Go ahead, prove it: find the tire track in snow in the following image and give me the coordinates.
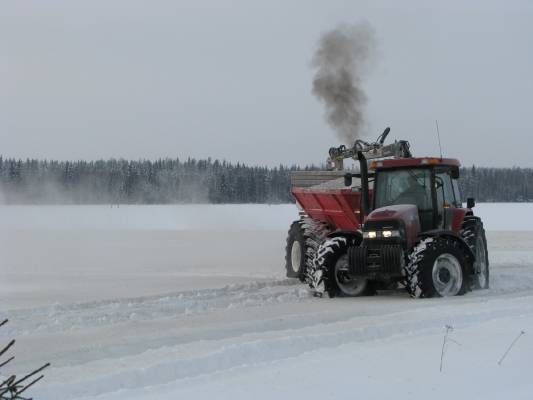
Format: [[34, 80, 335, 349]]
[[0, 279, 308, 337], [6, 264, 533, 400], [35, 293, 533, 400], [3, 265, 533, 338]]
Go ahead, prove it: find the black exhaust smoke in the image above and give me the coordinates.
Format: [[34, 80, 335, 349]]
[[312, 22, 376, 145]]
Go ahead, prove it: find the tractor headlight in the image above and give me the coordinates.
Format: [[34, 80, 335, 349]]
[[364, 231, 377, 239], [381, 229, 401, 238], [363, 229, 400, 239]]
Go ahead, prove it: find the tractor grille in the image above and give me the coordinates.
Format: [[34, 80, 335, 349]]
[[349, 244, 403, 275]]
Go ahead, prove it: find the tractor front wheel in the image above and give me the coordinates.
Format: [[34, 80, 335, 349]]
[[313, 237, 369, 298], [405, 237, 469, 298]]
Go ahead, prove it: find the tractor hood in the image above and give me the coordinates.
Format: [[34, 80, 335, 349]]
[[365, 205, 421, 247]]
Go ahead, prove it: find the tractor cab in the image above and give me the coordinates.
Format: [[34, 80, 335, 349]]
[[370, 158, 462, 233]]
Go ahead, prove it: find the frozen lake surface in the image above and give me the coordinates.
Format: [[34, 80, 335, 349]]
[[1, 204, 533, 399], [0, 202, 531, 231]]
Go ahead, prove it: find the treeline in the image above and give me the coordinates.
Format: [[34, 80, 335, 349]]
[[0, 157, 302, 204], [0, 157, 531, 204], [460, 165, 533, 202]]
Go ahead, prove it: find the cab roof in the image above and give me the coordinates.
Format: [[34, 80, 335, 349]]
[[369, 157, 460, 170]]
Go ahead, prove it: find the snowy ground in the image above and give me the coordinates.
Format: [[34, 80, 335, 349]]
[[1, 204, 533, 399]]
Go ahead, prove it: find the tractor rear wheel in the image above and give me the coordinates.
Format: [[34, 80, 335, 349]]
[[285, 218, 330, 281], [313, 237, 369, 298], [405, 237, 469, 298], [461, 217, 489, 289]]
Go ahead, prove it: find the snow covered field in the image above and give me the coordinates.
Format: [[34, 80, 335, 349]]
[[1, 204, 533, 399]]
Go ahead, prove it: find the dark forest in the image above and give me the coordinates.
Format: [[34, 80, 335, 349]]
[[0, 157, 531, 204]]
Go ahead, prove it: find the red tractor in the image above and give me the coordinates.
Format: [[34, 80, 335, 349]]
[[285, 128, 488, 298]]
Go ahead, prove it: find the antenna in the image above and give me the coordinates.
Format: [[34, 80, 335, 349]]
[[435, 120, 443, 159]]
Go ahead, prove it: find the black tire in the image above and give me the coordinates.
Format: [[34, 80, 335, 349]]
[[313, 236, 370, 298], [285, 218, 330, 281], [461, 217, 489, 289], [405, 237, 470, 298]]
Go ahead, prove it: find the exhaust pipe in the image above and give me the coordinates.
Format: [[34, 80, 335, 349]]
[[378, 127, 390, 145], [357, 151, 370, 216]]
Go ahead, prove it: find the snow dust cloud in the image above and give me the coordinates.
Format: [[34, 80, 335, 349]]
[[312, 22, 376, 145], [0, 184, 5, 205]]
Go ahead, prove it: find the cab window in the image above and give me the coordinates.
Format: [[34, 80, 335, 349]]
[[374, 168, 432, 211], [452, 179, 462, 207]]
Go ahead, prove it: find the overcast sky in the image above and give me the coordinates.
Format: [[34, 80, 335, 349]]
[[2, 0, 532, 167]]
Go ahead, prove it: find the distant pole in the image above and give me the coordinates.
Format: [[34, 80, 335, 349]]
[[440, 325, 452, 372], [498, 330, 525, 366], [435, 120, 443, 159], [440, 325, 460, 372]]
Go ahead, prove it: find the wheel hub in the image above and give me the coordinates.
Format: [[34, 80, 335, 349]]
[[334, 254, 367, 296], [438, 268, 451, 284], [431, 253, 463, 296], [290, 241, 302, 273]]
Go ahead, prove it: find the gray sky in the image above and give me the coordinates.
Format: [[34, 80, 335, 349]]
[[2, 0, 532, 167]]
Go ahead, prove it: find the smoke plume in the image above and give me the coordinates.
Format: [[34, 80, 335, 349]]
[[312, 22, 376, 144]]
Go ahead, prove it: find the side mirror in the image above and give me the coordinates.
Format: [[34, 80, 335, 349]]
[[344, 173, 353, 187], [467, 197, 476, 208]]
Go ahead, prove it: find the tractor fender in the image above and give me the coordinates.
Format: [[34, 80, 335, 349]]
[[418, 230, 475, 262], [327, 230, 363, 245], [462, 214, 481, 224]]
